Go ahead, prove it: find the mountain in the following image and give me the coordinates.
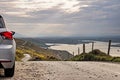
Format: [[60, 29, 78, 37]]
[[21, 36, 120, 48], [14, 33, 26, 38], [15, 38, 73, 61]]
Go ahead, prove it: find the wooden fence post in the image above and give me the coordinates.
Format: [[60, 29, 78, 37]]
[[73, 52, 74, 56], [78, 47, 80, 55], [107, 40, 111, 55], [83, 44, 85, 53], [68, 53, 69, 59], [92, 42, 94, 52]]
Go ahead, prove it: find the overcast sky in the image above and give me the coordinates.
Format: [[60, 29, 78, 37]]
[[0, 0, 120, 37]]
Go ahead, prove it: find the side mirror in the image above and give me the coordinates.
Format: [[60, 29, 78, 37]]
[[11, 31, 15, 35]]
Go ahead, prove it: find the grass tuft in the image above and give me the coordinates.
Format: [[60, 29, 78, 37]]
[[71, 49, 120, 62]]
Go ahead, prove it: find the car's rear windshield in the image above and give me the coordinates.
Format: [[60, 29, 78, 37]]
[[0, 18, 4, 28]]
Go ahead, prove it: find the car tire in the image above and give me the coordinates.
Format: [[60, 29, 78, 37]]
[[5, 63, 15, 77]]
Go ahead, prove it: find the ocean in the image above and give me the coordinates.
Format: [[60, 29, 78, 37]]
[[21, 36, 120, 56]]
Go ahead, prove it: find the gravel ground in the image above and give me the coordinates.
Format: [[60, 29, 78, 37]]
[[0, 61, 120, 80]]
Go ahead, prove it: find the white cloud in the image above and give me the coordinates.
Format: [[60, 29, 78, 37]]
[[0, 0, 120, 37], [7, 23, 73, 37], [5, 12, 30, 17], [0, 0, 88, 20], [0, 0, 91, 17], [13, 0, 81, 13], [0, 0, 92, 18]]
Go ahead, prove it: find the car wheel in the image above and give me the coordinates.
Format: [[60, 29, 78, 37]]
[[5, 63, 15, 77]]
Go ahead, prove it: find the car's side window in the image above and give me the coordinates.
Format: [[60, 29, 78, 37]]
[[0, 18, 4, 28], [0, 23, 2, 28]]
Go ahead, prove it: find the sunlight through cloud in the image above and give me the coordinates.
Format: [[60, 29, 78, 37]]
[[0, 0, 119, 37], [13, 0, 89, 13]]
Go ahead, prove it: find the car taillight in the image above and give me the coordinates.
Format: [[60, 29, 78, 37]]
[[0, 31, 13, 40]]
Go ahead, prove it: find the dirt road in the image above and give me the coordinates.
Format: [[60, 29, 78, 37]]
[[0, 61, 120, 80]]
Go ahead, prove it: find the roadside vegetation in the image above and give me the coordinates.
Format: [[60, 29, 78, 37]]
[[16, 47, 46, 61], [15, 38, 120, 62], [71, 49, 120, 62], [15, 38, 60, 61]]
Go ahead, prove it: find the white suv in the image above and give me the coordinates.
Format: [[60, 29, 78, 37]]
[[0, 15, 16, 77]]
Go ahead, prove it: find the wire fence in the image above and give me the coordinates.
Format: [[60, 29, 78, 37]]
[[71, 40, 120, 57]]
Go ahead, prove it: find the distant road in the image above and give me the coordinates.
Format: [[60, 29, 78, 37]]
[[0, 61, 120, 80], [21, 54, 32, 62], [22, 41, 27, 46]]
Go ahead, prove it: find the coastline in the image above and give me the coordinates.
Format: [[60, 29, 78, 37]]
[[46, 41, 120, 57]]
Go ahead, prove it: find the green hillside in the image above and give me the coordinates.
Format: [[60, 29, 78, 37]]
[[15, 38, 73, 61], [71, 49, 120, 62]]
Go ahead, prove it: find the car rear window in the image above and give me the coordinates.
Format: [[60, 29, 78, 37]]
[[0, 18, 5, 28]]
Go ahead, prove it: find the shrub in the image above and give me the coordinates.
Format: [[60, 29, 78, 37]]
[[71, 49, 120, 62], [112, 57, 120, 62]]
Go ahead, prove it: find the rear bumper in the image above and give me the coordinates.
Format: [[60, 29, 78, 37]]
[[0, 59, 12, 62], [0, 59, 12, 68], [0, 44, 15, 68], [0, 45, 14, 60]]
